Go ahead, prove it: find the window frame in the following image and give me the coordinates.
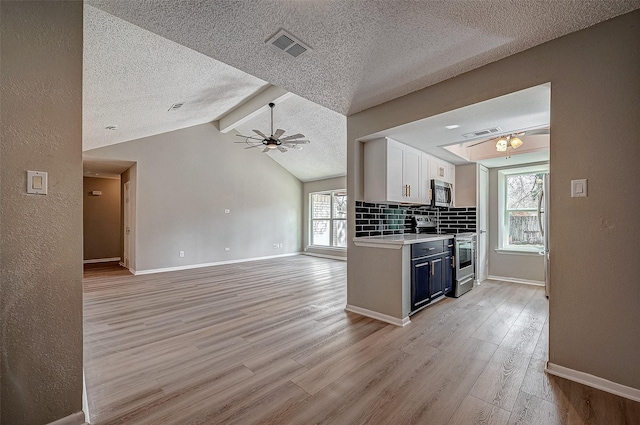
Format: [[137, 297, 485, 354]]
[[309, 189, 347, 250], [497, 165, 549, 253]]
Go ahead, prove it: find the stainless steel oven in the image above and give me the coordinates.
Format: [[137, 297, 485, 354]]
[[453, 233, 476, 297]]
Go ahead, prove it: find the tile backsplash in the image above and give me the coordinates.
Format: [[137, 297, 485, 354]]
[[355, 200, 476, 238]]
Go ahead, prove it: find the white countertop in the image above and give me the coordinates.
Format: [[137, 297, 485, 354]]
[[353, 233, 455, 249]]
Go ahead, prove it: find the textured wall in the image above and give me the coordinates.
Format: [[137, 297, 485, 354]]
[[0, 1, 84, 424], [83, 177, 121, 261], [85, 122, 302, 272], [348, 10, 640, 391]]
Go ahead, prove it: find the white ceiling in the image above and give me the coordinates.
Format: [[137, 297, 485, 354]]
[[83, 1, 639, 180], [362, 83, 551, 165], [233, 95, 346, 182]]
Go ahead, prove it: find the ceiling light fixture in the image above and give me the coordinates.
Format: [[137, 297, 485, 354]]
[[495, 134, 524, 158], [445, 125, 460, 130]]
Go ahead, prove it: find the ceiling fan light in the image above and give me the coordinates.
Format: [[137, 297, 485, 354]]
[[267, 144, 278, 149], [510, 137, 523, 149], [496, 137, 508, 152]]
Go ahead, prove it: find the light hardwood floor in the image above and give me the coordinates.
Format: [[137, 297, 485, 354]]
[[83, 256, 640, 425]]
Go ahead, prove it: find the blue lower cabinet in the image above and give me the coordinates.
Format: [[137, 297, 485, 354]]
[[410, 238, 454, 313]]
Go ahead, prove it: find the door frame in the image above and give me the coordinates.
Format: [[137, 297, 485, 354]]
[[477, 165, 489, 283]]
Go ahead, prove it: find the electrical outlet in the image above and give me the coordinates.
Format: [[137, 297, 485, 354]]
[[179, 251, 185, 258], [273, 243, 278, 249]]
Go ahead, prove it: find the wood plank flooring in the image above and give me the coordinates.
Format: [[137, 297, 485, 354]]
[[83, 256, 640, 425]]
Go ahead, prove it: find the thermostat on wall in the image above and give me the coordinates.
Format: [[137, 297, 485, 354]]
[[26, 171, 48, 195], [91, 191, 102, 196]]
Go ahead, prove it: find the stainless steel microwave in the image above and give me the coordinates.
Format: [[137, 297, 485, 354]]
[[431, 179, 453, 208]]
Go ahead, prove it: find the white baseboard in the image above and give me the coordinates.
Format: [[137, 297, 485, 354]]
[[302, 252, 347, 261], [47, 411, 86, 425], [345, 304, 410, 327], [83, 257, 121, 264], [545, 361, 640, 402], [487, 275, 544, 286], [134, 253, 301, 276]]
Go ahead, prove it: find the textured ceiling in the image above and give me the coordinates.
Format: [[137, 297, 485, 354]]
[[83, 1, 639, 181], [233, 95, 346, 182], [87, 0, 640, 116], [83, 5, 268, 151]]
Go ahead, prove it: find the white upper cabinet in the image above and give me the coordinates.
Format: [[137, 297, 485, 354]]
[[364, 138, 421, 204], [364, 137, 455, 205], [420, 152, 431, 203], [429, 156, 455, 185]]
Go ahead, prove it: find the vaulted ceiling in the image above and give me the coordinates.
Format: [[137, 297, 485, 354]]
[[83, 0, 640, 180]]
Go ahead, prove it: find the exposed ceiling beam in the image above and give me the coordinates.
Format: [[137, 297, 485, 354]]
[[217, 85, 293, 133]]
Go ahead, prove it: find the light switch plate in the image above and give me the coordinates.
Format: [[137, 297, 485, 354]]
[[27, 171, 48, 195], [571, 178, 587, 198]]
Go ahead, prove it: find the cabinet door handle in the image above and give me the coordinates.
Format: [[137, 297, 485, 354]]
[[452, 256, 455, 268], [428, 247, 435, 251], [431, 262, 434, 275], [408, 185, 411, 197]]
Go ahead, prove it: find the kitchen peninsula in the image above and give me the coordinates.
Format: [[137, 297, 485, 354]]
[[348, 233, 456, 326]]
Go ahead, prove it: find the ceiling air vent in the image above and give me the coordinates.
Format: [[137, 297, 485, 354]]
[[168, 102, 184, 111], [267, 29, 311, 58], [462, 127, 502, 138]]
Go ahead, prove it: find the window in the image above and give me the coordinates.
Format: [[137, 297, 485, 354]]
[[498, 166, 548, 251], [310, 190, 347, 248]]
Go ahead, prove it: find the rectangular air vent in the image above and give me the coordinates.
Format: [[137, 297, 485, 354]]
[[267, 29, 311, 58], [462, 127, 501, 138]]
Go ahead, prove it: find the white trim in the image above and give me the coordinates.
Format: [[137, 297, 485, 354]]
[[345, 304, 411, 327], [545, 362, 640, 403], [134, 253, 301, 276], [47, 411, 86, 425], [302, 252, 347, 261], [487, 275, 544, 286], [82, 369, 90, 424], [83, 257, 121, 264]]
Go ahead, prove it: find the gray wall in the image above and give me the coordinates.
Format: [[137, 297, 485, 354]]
[[85, 122, 303, 272], [0, 1, 84, 424], [488, 164, 546, 282], [347, 10, 640, 391], [83, 177, 121, 261], [303, 176, 347, 258]]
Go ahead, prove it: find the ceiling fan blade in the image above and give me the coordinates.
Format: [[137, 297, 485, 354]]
[[277, 146, 288, 153], [467, 138, 495, 148], [280, 133, 305, 141], [290, 145, 303, 150], [253, 129, 268, 139], [273, 129, 285, 139], [245, 145, 260, 149], [262, 147, 271, 153], [282, 140, 310, 144]]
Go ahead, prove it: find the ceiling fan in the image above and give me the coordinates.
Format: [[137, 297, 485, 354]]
[[235, 102, 310, 153], [467, 127, 549, 158]]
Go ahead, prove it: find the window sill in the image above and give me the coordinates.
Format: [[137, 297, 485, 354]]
[[495, 247, 543, 256]]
